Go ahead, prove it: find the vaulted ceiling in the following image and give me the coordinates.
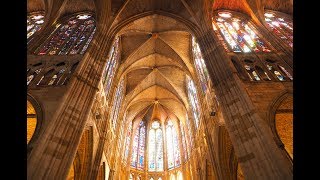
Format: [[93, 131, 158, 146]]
[[118, 14, 195, 125]]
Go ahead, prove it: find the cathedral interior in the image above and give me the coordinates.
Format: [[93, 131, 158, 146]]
[[27, 0, 293, 179]]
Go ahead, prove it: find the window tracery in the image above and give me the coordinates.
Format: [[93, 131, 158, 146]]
[[36, 13, 96, 55], [212, 11, 272, 53]]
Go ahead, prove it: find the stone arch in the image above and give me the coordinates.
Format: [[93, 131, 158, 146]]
[[268, 92, 293, 162], [70, 126, 94, 179], [217, 126, 238, 180], [27, 93, 44, 156]]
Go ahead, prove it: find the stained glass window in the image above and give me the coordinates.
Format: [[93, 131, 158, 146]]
[[131, 121, 146, 169], [48, 68, 66, 85], [191, 36, 211, 94], [244, 65, 260, 81], [123, 122, 133, 163], [36, 13, 96, 55], [110, 79, 125, 129], [186, 76, 201, 129], [212, 11, 272, 53], [265, 63, 292, 81], [27, 12, 45, 40], [27, 68, 42, 85], [264, 11, 293, 47], [148, 121, 163, 172], [166, 120, 181, 169], [185, 114, 192, 156], [103, 37, 120, 98], [180, 121, 188, 161], [278, 65, 293, 80]]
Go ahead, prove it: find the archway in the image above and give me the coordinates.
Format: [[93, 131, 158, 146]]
[[274, 95, 293, 159], [27, 94, 43, 149]]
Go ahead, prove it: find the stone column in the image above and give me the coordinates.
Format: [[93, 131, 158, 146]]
[[27, 26, 116, 179], [195, 23, 293, 179]]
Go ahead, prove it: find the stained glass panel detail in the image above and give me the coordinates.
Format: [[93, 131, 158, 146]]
[[180, 121, 188, 161], [131, 121, 146, 169], [264, 11, 293, 47], [148, 121, 163, 172], [187, 77, 201, 129], [123, 122, 133, 163], [27, 12, 45, 40], [103, 38, 120, 98], [36, 13, 96, 55], [192, 37, 211, 94], [110, 79, 124, 130], [212, 11, 272, 53], [166, 120, 181, 169]]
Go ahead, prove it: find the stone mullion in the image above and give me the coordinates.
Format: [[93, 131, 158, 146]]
[[161, 120, 168, 172], [196, 25, 292, 179], [27, 24, 116, 179]]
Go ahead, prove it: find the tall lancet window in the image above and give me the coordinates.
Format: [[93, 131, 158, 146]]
[[123, 121, 133, 163], [186, 76, 201, 129], [36, 13, 96, 55], [148, 121, 164, 172], [264, 11, 293, 47], [191, 36, 211, 94], [103, 37, 120, 98], [166, 120, 181, 169], [110, 79, 125, 130], [27, 12, 45, 40], [180, 121, 188, 161], [131, 121, 146, 169], [212, 11, 272, 53]]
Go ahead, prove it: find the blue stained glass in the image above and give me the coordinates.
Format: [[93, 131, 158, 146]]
[[36, 13, 96, 55]]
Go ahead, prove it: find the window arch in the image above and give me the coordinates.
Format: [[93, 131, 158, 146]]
[[27, 100, 38, 144], [27, 12, 45, 40], [131, 121, 146, 169], [103, 37, 120, 98], [264, 10, 293, 47], [186, 76, 201, 129], [110, 79, 125, 130], [36, 13, 96, 55], [148, 121, 164, 172], [128, 118, 185, 172], [212, 11, 272, 53], [191, 36, 211, 94], [166, 120, 181, 169]]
